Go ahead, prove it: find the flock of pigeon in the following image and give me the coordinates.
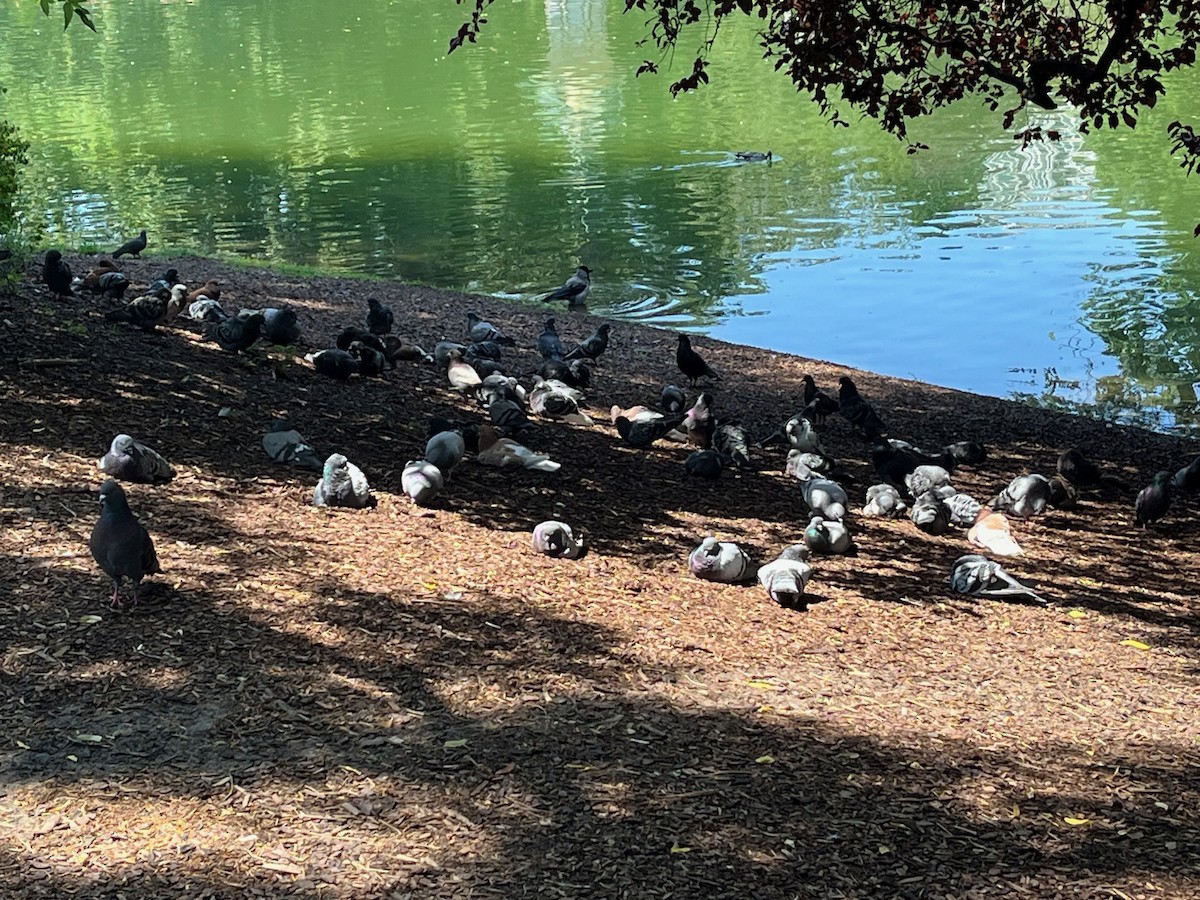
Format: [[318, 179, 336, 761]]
[[43, 234, 1200, 612]]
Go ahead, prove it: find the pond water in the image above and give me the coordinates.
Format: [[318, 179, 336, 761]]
[[3, 0, 1200, 434]]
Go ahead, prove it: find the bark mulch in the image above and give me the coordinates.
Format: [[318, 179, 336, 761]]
[[0, 253, 1198, 898]]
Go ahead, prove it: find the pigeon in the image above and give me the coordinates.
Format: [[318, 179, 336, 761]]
[[683, 392, 715, 447], [402, 459, 444, 506], [97, 434, 176, 484], [539, 357, 592, 390], [950, 554, 1047, 605], [968, 511, 1023, 557], [262, 306, 302, 344], [1134, 471, 1172, 528], [1172, 456, 1200, 492], [803, 516, 854, 555], [349, 340, 387, 377], [910, 491, 952, 534], [872, 443, 940, 490], [465, 353, 505, 379], [944, 492, 984, 528], [105, 293, 169, 330], [185, 280, 221, 304], [89, 479, 161, 608], [96, 271, 131, 300], [188, 297, 228, 323], [786, 450, 835, 477], [906, 465, 953, 499], [477, 374, 526, 409], [990, 473, 1052, 519], [379, 335, 433, 363], [676, 334, 720, 386], [660, 385, 687, 414], [943, 440, 988, 466], [537, 318, 565, 360], [1057, 448, 1102, 487], [433, 340, 468, 368], [837, 376, 887, 439], [366, 296, 394, 335], [447, 349, 484, 393], [466, 340, 504, 362], [112, 229, 148, 259], [42, 250, 73, 298], [1047, 475, 1079, 509], [801, 375, 839, 423], [863, 484, 907, 518], [564, 323, 612, 362], [145, 268, 179, 298], [336, 327, 387, 355], [541, 265, 591, 305], [532, 521, 586, 558], [477, 425, 561, 472], [616, 413, 686, 448], [425, 426, 467, 479], [713, 422, 752, 469], [529, 378, 590, 424], [797, 473, 849, 522], [610, 404, 658, 424], [162, 285, 188, 324], [688, 537, 753, 582], [262, 420, 324, 472], [308, 348, 359, 381], [685, 449, 726, 479], [489, 399, 535, 433], [312, 453, 373, 508], [465, 312, 516, 345], [757, 545, 813, 611], [206, 311, 263, 352]]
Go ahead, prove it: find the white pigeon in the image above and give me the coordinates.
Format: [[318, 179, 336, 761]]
[[402, 460, 444, 506], [532, 521, 585, 558]]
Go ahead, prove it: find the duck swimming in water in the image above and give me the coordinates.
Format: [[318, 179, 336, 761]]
[[735, 150, 772, 162]]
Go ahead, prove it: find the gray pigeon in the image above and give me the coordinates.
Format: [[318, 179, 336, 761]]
[[660, 385, 687, 414], [97, 434, 176, 484], [188, 297, 228, 323], [950, 554, 1048, 605], [433, 340, 468, 368], [424, 428, 466, 480], [402, 459, 444, 506], [532, 521, 586, 559], [207, 312, 264, 352], [910, 491, 952, 534], [112, 229, 148, 259], [862, 483, 907, 518], [537, 318, 565, 360], [366, 296, 394, 335], [906, 465, 953, 499], [312, 453, 373, 509], [713, 422, 752, 470], [616, 413, 686, 448], [757, 545, 813, 611], [797, 473, 848, 522], [262, 306, 302, 344], [564, 323, 611, 362], [89, 479, 161, 608], [105, 293, 168, 330], [466, 312, 516, 345], [943, 492, 984, 528], [688, 537, 753, 582], [803, 515, 854, 555], [685, 449, 725, 480], [1134, 471, 1172, 528], [262, 421, 324, 473], [990, 473, 1052, 519]]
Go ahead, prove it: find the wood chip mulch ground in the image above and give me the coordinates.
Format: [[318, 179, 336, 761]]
[[0, 253, 1198, 898]]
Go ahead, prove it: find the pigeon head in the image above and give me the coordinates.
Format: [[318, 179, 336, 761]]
[[323, 453, 349, 479], [45, 250, 62, 264], [838, 376, 858, 394], [367, 297, 382, 311], [110, 434, 136, 455], [598, 324, 611, 335], [466, 312, 481, 325], [97, 478, 131, 512], [678, 335, 691, 347]]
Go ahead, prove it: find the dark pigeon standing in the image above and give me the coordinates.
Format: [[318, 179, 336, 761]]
[[1134, 471, 1172, 528], [801, 374, 839, 423], [541, 265, 591, 305], [112, 229, 148, 259], [312, 453, 373, 508], [206, 312, 264, 352], [42, 250, 73, 299], [97, 434, 176, 484], [836, 376, 887, 439], [88, 479, 161, 608], [564, 323, 612, 362], [537, 318, 565, 360], [676, 334, 720, 386], [366, 296, 394, 335]]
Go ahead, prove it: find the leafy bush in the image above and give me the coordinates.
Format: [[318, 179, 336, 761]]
[[0, 88, 31, 293]]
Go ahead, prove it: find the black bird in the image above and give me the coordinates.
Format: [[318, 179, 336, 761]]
[[146, 267, 180, 298], [1134, 471, 1172, 528], [112, 229, 148, 259], [466, 340, 504, 362], [262, 306, 301, 345], [539, 358, 591, 389], [676, 334, 720, 386], [564, 323, 612, 362], [366, 296, 394, 335], [1173, 456, 1200, 492], [1057, 448, 1102, 487], [336, 326, 387, 355], [537, 318, 565, 360], [837, 376, 887, 439], [349, 340, 387, 377], [801, 374, 839, 423], [206, 312, 264, 352], [309, 348, 359, 381], [88, 479, 161, 608], [542, 265, 591, 305], [685, 449, 726, 479], [489, 399, 535, 433], [943, 440, 987, 466], [42, 250, 73, 298], [616, 413, 687, 448]]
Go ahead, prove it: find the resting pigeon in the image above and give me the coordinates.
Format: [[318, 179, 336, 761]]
[[538, 358, 591, 390], [308, 348, 359, 381], [489, 399, 535, 433], [188, 297, 228, 323], [906, 465, 953, 499], [97, 434, 176, 484], [1047, 475, 1079, 509], [447, 349, 484, 393], [1057, 448, 1101, 487], [262, 306, 302, 344], [1172, 456, 1200, 492], [757, 545, 813, 611], [713, 422, 752, 470], [532, 521, 586, 558], [477, 374, 525, 409], [688, 537, 753, 582], [262, 420, 324, 473], [676, 334, 720, 386], [207, 312, 264, 352], [910, 491, 952, 534], [616, 413, 686, 448], [785, 416, 826, 454], [105, 293, 169, 330], [837, 376, 887, 439], [476, 424, 560, 471], [943, 492, 984, 528], [185, 280, 222, 304], [402, 459, 444, 506], [968, 511, 1023, 557], [1134, 471, 1172, 528], [336, 327, 387, 354], [349, 340, 388, 377], [685, 449, 725, 480], [541, 265, 591, 305], [683, 392, 715, 447], [529, 377, 589, 424], [112, 229, 148, 259], [89, 479, 161, 608], [145, 267, 179, 298], [312, 453, 373, 509], [381, 335, 433, 364], [465, 312, 516, 345], [564, 323, 611, 362], [950, 554, 1047, 605], [943, 440, 988, 466], [803, 516, 854, 555], [42, 249, 73, 298], [862, 484, 907, 518], [990, 474, 1052, 519], [366, 296, 394, 335], [797, 473, 849, 522], [433, 340, 468, 368], [660, 384, 687, 414]]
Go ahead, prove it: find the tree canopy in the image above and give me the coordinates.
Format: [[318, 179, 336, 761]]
[[452, 0, 1200, 187]]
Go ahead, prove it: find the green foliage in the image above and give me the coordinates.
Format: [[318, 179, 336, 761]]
[[0, 85, 31, 294], [38, 0, 96, 32]]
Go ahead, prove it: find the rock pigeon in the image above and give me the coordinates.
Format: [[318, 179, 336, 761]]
[[616, 413, 686, 448], [262, 306, 302, 344], [688, 537, 753, 582], [837, 376, 887, 440], [349, 340, 388, 377], [465, 312, 516, 345], [910, 491, 952, 534], [42, 250, 73, 298], [262, 421, 324, 472], [380, 335, 433, 364], [529, 377, 589, 424], [433, 340, 468, 368], [366, 296, 394, 335], [97, 271, 131, 300], [968, 511, 1023, 557], [1057, 448, 1101, 487], [660, 384, 687, 414], [803, 515, 854, 555], [564, 323, 611, 362], [541, 265, 591, 305], [476, 425, 561, 472], [950, 554, 1047, 605], [489, 398, 535, 433], [308, 348, 359, 381], [1172, 456, 1200, 492], [447, 349, 484, 393], [990, 474, 1052, 519], [89, 479, 161, 608], [146, 267, 179, 298], [188, 297, 228, 323], [162, 285, 188, 324], [797, 473, 849, 522], [112, 229, 148, 259], [336, 327, 387, 355], [1047, 475, 1079, 509], [312, 453, 373, 509], [757, 545, 813, 611], [943, 492, 983, 528], [676, 334, 720, 386], [942, 440, 988, 466], [906, 465, 953, 499], [539, 358, 592, 390], [97, 434, 176, 484], [801, 374, 839, 424], [477, 374, 526, 409], [402, 459, 444, 506], [425, 426, 467, 479], [784, 416, 826, 455], [207, 312, 264, 352], [862, 483, 907, 518], [1134, 471, 1172, 528], [682, 392, 715, 447], [537, 317, 565, 360], [465, 340, 504, 363], [105, 293, 169, 330], [685, 449, 726, 479], [713, 422, 752, 470], [532, 521, 586, 558]]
